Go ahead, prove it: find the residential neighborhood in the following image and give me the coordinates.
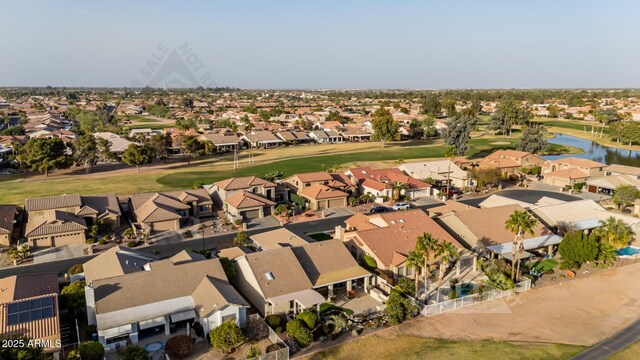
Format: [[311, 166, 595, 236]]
[[2, 1, 640, 359]]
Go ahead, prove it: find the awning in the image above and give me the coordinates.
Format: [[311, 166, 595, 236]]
[[571, 218, 602, 231], [138, 316, 166, 330], [268, 289, 325, 309], [98, 324, 133, 339], [170, 309, 196, 323], [486, 234, 563, 256]]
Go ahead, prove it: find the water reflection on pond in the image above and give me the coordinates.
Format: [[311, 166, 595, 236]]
[[543, 133, 640, 166]]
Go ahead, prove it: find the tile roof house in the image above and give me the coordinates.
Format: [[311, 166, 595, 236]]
[[299, 184, 348, 210], [249, 228, 310, 250], [0, 273, 61, 352], [128, 189, 213, 233], [198, 133, 243, 152], [542, 157, 606, 186], [585, 174, 640, 195], [337, 209, 462, 278], [234, 240, 370, 316], [240, 131, 283, 148], [345, 167, 432, 199], [86, 256, 248, 350], [0, 204, 17, 247], [437, 204, 556, 256], [398, 160, 471, 189], [24, 194, 121, 247], [484, 150, 545, 168], [93, 132, 135, 154], [205, 176, 277, 221]]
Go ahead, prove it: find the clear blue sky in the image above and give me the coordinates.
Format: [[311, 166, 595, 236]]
[[1, 0, 638, 89]]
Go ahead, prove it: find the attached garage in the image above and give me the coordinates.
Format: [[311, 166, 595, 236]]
[[408, 189, 431, 198], [328, 198, 345, 208], [587, 185, 597, 193], [242, 209, 261, 220]]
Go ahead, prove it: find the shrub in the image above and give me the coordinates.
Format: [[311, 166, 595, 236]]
[[266, 343, 286, 353], [247, 347, 261, 359], [448, 290, 458, 300], [559, 231, 598, 267], [102, 235, 110, 242], [79, 341, 105, 360], [274, 204, 288, 216], [573, 182, 586, 191], [99, 239, 107, 245], [116, 344, 149, 360], [68, 264, 84, 275], [244, 316, 269, 341], [296, 311, 318, 329], [394, 277, 414, 296], [61, 281, 86, 311], [210, 321, 246, 354], [164, 335, 194, 359], [86, 238, 96, 244], [384, 290, 413, 325], [360, 255, 377, 271], [127, 241, 137, 248], [295, 327, 313, 346], [380, 195, 389, 202], [286, 319, 305, 338], [232, 231, 249, 247], [265, 314, 282, 329], [234, 219, 243, 226]]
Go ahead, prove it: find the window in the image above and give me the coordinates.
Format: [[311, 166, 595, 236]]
[[406, 267, 413, 276], [222, 313, 237, 324], [305, 183, 311, 187], [6, 296, 55, 326]]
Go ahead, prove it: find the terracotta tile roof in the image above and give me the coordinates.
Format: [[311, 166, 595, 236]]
[[349, 209, 462, 267], [214, 176, 276, 191], [241, 248, 313, 299], [301, 184, 348, 200], [295, 172, 334, 183], [292, 240, 370, 287], [361, 178, 390, 191], [93, 258, 229, 314], [225, 191, 275, 209], [485, 149, 531, 159], [454, 204, 551, 247], [25, 210, 87, 237], [544, 168, 590, 180], [547, 157, 605, 168], [604, 164, 640, 176], [478, 158, 520, 169], [0, 273, 58, 303], [25, 194, 82, 212], [83, 246, 157, 284]]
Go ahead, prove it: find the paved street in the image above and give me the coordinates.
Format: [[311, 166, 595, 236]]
[[571, 318, 640, 360]]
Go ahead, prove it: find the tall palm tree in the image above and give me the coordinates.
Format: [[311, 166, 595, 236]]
[[598, 217, 635, 250], [405, 250, 424, 296], [392, 181, 408, 201], [444, 146, 458, 197], [415, 233, 440, 293], [436, 241, 461, 286], [504, 210, 538, 281]]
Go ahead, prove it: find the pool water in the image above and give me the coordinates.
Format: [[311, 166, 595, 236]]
[[616, 247, 640, 256]]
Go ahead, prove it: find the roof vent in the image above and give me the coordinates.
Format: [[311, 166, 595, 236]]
[[390, 220, 396, 224], [265, 272, 275, 281], [399, 219, 405, 223]]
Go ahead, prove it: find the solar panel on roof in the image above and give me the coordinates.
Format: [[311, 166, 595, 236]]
[[6, 296, 55, 326]]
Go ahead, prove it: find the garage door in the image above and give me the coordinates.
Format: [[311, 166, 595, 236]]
[[587, 185, 597, 193], [328, 199, 344, 208], [243, 209, 260, 219], [410, 189, 431, 198]]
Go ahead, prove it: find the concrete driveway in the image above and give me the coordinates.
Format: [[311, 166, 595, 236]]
[[33, 245, 87, 264]]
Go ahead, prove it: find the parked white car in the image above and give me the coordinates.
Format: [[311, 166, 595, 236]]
[[392, 202, 411, 211]]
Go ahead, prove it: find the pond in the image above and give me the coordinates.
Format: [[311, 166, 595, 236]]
[[543, 133, 640, 166]]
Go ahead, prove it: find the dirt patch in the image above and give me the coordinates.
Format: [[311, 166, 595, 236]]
[[388, 262, 640, 346], [490, 141, 511, 145]]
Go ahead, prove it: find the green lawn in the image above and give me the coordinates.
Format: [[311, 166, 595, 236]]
[[156, 138, 516, 189], [308, 233, 333, 241], [307, 336, 584, 360], [0, 137, 517, 204], [526, 259, 558, 273], [533, 119, 602, 131], [544, 143, 584, 155], [123, 123, 174, 130]]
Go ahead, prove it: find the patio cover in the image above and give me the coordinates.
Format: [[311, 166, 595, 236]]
[[486, 234, 563, 256], [98, 324, 133, 339], [170, 309, 196, 323], [570, 218, 602, 231], [138, 316, 166, 330], [268, 289, 325, 308]]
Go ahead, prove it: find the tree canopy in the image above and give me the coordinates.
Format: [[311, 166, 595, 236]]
[[371, 107, 400, 148], [443, 113, 475, 156], [122, 144, 152, 172], [20, 137, 69, 176], [516, 124, 548, 154]]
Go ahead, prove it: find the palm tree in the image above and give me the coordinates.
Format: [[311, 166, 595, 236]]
[[436, 241, 461, 286], [598, 217, 635, 250], [405, 250, 424, 296], [392, 181, 408, 201], [415, 233, 440, 294], [504, 210, 538, 281], [444, 146, 458, 197]]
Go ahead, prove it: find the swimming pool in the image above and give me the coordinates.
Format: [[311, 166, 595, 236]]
[[616, 246, 640, 257]]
